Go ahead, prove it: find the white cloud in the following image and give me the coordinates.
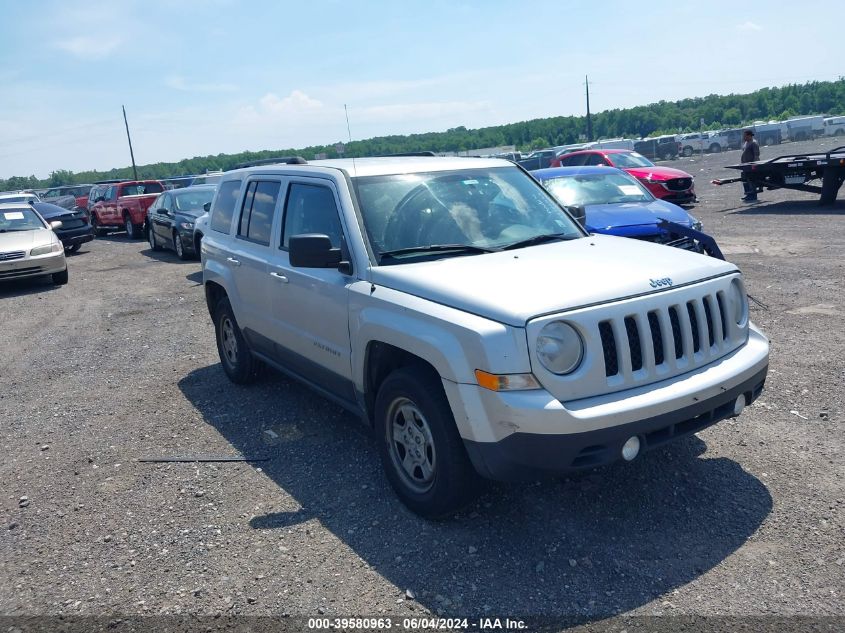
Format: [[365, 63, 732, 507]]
[[235, 90, 326, 125], [165, 75, 238, 93], [737, 21, 763, 31], [54, 36, 121, 60]]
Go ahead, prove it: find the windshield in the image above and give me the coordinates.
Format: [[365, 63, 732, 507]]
[[174, 189, 215, 215], [353, 167, 583, 262], [0, 207, 46, 231], [540, 171, 653, 206], [609, 152, 654, 168]]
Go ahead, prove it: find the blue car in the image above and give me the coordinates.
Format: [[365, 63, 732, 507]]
[[532, 166, 704, 251]]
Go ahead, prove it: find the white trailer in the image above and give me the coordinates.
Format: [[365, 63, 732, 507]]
[[785, 115, 825, 141], [823, 116, 845, 137]]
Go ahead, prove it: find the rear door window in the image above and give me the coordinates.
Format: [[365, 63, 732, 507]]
[[209, 180, 243, 234], [237, 180, 281, 246]]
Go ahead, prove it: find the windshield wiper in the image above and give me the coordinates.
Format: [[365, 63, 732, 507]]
[[0, 228, 32, 232], [501, 232, 578, 250], [379, 243, 500, 262]]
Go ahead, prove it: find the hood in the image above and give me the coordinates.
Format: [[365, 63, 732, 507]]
[[0, 228, 55, 251], [584, 199, 691, 233], [369, 234, 736, 326], [623, 166, 692, 181]]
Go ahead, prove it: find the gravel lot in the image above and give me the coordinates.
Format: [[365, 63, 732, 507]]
[[1, 139, 843, 628]]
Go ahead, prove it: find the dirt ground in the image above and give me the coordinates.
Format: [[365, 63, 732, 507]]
[[1, 139, 843, 630]]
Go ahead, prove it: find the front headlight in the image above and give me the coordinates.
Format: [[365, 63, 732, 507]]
[[728, 278, 748, 326], [536, 321, 583, 375], [180, 222, 194, 230], [30, 242, 62, 256]]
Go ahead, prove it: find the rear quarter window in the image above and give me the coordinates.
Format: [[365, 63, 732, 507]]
[[209, 180, 243, 234]]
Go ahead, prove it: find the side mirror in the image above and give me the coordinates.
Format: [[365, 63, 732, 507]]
[[156, 207, 169, 215], [289, 234, 342, 268], [49, 220, 63, 229], [566, 204, 587, 228], [94, 196, 105, 203], [203, 202, 211, 213]]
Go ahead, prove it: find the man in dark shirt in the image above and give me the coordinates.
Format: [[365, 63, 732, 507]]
[[741, 129, 761, 202]]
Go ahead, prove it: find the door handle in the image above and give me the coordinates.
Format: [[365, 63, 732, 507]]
[[269, 272, 289, 283], [226, 257, 241, 266]]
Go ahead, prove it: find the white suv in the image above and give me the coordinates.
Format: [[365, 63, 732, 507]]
[[201, 156, 769, 517]]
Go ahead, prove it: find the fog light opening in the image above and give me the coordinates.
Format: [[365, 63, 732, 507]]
[[733, 394, 747, 417], [621, 436, 641, 461]]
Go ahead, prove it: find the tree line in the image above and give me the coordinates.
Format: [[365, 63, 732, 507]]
[[3, 79, 844, 191]]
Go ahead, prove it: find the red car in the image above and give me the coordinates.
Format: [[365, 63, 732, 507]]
[[550, 149, 696, 205], [89, 180, 165, 239]]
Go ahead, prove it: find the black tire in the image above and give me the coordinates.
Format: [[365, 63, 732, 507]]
[[174, 231, 190, 260], [90, 212, 108, 237], [148, 224, 162, 251], [682, 146, 693, 157], [65, 243, 81, 254], [375, 365, 481, 518], [52, 268, 69, 285], [709, 143, 721, 154], [124, 214, 140, 240], [214, 297, 260, 384], [835, 129, 845, 137]]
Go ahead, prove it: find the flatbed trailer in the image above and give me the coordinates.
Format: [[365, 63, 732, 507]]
[[711, 145, 845, 204]]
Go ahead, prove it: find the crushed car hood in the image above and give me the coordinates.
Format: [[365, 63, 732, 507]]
[[369, 234, 736, 326], [585, 199, 691, 233]]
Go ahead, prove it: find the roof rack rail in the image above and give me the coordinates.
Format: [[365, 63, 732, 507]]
[[233, 156, 308, 169], [375, 151, 437, 157]]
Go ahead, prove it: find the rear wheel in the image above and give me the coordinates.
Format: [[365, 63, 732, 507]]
[[835, 129, 845, 137], [124, 214, 140, 239], [148, 224, 161, 251], [64, 243, 81, 254], [682, 146, 693, 157], [709, 143, 721, 154], [375, 366, 481, 518], [214, 297, 261, 384]]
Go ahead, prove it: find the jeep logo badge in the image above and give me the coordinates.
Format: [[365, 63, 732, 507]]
[[649, 277, 673, 288]]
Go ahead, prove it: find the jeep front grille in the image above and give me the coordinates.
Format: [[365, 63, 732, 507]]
[[598, 292, 731, 378]]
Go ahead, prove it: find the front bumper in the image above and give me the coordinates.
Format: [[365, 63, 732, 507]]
[[0, 252, 66, 281], [448, 326, 769, 481]]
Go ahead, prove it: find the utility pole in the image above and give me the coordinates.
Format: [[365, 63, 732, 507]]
[[585, 75, 593, 142], [122, 105, 138, 181]]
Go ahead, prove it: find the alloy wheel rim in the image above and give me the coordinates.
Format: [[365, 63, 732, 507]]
[[386, 397, 436, 493], [220, 316, 238, 365]]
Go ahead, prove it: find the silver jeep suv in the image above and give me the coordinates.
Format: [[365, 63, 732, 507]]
[[201, 156, 769, 518]]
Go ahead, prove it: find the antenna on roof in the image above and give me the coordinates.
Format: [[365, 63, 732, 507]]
[[345, 104, 356, 175]]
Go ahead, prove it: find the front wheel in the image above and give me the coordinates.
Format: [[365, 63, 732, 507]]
[[90, 213, 108, 237], [174, 231, 189, 260], [214, 297, 261, 384], [709, 143, 721, 154], [52, 268, 69, 285], [682, 146, 693, 157], [375, 366, 481, 519]]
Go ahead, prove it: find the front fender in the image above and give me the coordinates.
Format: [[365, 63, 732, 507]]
[[350, 283, 532, 390]]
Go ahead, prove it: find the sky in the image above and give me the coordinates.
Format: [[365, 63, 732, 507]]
[[0, 0, 841, 179]]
